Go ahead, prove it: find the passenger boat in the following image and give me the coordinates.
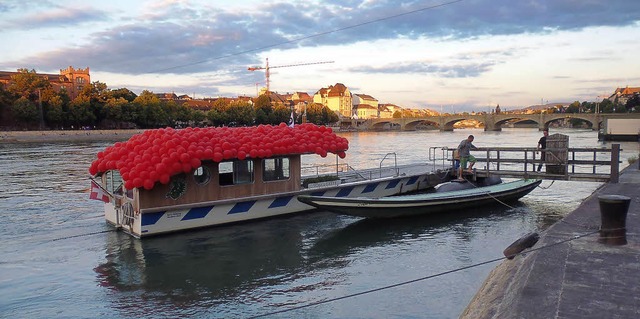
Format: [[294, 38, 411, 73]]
[[89, 124, 447, 238], [297, 179, 542, 218]]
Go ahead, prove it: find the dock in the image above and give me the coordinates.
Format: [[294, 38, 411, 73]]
[[430, 133, 622, 183], [460, 162, 640, 318]]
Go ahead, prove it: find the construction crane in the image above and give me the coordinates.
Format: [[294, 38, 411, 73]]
[[248, 58, 334, 95]]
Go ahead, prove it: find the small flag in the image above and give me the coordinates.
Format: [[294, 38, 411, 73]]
[[288, 111, 295, 128], [89, 180, 110, 203]]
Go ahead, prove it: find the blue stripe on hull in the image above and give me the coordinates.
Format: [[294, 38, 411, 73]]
[[269, 196, 293, 208], [182, 206, 213, 220], [362, 182, 379, 194], [386, 179, 401, 189], [336, 186, 355, 197], [141, 211, 165, 226], [228, 201, 256, 214]]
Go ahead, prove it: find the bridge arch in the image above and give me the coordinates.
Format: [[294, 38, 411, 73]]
[[364, 113, 632, 131]]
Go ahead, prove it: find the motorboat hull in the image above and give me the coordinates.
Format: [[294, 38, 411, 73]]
[[297, 179, 542, 218]]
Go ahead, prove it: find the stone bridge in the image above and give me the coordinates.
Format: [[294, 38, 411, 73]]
[[363, 113, 640, 131]]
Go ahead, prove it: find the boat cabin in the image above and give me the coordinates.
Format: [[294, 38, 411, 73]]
[[100, 155, 302, 214]]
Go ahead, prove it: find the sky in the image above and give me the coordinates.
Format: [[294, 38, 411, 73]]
[[1, 0, 638, 112]]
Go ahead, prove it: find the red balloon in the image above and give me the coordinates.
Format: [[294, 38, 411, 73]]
[[190, 158, 201, 169], [143, 179, 154, 190], [160, 174, 170, 184]]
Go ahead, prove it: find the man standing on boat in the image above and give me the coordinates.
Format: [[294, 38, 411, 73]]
[[457, 135, 477, 181]]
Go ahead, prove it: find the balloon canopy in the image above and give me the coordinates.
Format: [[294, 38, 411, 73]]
[[89, 123, 349, 190]]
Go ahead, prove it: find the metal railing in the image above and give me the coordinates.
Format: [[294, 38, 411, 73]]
[[301, 152, 401, 183], [468, 145, 621, 183], [429, 146, 456, 170]]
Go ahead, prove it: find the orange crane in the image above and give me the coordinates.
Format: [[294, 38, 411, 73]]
[[248, 58, 334, 95]]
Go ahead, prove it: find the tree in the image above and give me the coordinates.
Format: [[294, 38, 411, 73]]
[[191, 109, 206, 124], [254, 95, 273, 124], [104, 97, 129, 127], [11, 96, 39, 126], [104, 88, 137, 102], [68, 95, 95, 127], [271, 105, 291, 125], [7, 69, 51, 100], [305, 103, 338, 125], [133, 90, 165, 128], [45, 95, 66, 129], [206, 109, 228, 126], [566, 101, 580, 113], [625, 94, 639, 112], [226, 101, 255, 126], [600, 99, 614, 113], [581, 101, 595, 113]]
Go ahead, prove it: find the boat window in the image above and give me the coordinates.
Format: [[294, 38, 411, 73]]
[[263, 157, 290, 181], [219, 160, 254, 186], [105, 170, 124, 196], [193, 166, 211, 186]]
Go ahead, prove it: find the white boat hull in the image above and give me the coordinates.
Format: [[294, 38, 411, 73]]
[[116, 172, 440, 237]]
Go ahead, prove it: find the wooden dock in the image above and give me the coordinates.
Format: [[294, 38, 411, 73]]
[[430, 143, 621, 183]]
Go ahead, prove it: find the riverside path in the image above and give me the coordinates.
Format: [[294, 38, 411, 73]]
[[460, 162, 640, 318]]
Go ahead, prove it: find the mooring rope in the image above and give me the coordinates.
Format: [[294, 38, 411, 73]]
[[246, 229, 601, 319], [460, 176, 517, 210]]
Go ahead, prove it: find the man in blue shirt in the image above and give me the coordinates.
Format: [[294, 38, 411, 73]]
[[457, 135, 477, 180]]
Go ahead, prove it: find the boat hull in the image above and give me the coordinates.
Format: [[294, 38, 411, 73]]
[[114, 171, 445, 237], [297, 179, 542, 218]]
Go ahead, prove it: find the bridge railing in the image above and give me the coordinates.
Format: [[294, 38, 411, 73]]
[[469, 145, 621, 182]]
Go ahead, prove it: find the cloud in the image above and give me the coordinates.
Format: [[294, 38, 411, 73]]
[[5, 5, 109, 30], [4, 0, 639, 107]]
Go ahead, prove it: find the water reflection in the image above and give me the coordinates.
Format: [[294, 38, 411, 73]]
[[311, 204, 527, 259]]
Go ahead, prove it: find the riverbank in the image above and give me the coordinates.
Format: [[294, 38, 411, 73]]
[[0, 129, 143, 143], [461, 163, 640, 318]]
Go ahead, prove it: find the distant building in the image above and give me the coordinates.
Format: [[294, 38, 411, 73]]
[[353, 104, 379, 119], [313, 83, 352, 118], [155, 92, 179, 101], [0, 66, 90, 100], [608, 86, 640, 105], [378, 104, 395, 118], [379, 103, 403, 117]]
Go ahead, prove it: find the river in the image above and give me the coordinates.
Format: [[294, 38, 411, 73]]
[[0, 128, 637, 318]]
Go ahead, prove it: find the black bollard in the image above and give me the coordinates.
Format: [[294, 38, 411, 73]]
[[598, 194, 631, 246]]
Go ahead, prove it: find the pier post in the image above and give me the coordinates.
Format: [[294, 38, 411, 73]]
[[598, 194, 630, 245], [610, 144, 620, 183]]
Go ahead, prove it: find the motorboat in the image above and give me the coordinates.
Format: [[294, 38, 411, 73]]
[[297, 179, 542, 218]]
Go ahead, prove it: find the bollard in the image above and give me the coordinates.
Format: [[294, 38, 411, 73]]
[[598, 194, 631, 245]]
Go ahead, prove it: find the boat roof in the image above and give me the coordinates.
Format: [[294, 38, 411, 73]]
[[90, 123, 349, 190]]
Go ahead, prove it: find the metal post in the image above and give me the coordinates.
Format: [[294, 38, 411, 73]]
[[598, 194, 630, 245], [610, 144, 620, 183]]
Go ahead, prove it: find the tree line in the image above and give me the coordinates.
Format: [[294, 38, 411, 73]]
[[1, 68, 637, 130], [0, 69, 339, 130]]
